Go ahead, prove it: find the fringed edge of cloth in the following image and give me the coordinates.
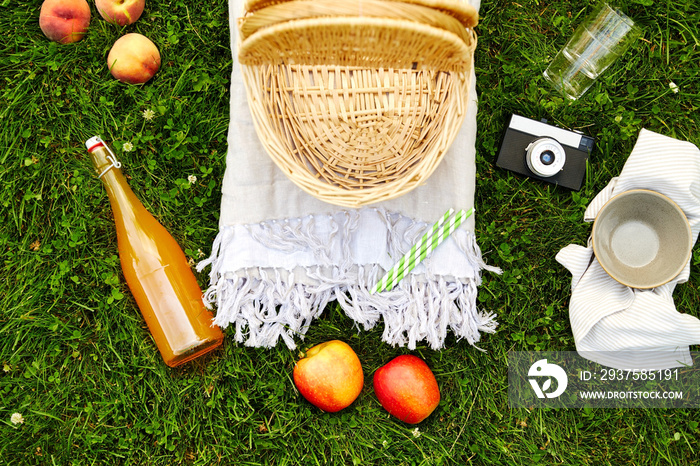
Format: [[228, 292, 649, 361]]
[[198, 211, 501, 350]]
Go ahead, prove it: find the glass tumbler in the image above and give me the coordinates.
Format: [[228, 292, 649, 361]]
[[543, 3, 641, 100]]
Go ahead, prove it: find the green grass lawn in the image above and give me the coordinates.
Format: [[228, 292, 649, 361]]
[[2, 0, 699, 464]]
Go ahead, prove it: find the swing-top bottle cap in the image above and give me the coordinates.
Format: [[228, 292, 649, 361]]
[[85, 136, 105, 152]]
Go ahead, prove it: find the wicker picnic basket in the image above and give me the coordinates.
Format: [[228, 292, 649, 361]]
[[238, 0, 478, 207]]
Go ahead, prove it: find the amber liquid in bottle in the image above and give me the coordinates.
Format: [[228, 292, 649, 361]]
[[86, 136, 223, 367]]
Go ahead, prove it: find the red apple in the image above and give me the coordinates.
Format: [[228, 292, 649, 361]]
[[39, 0, 91, 44], [96, 0, 145, 26], [293, 340, 364, 413], [373, 354, 440, 424], [107, 33, 160, 84]]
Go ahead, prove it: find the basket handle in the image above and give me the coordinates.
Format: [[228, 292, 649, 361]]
[[239, 0, 474, 45]]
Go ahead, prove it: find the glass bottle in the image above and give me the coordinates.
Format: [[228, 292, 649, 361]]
[[86, 136, 223, 367]]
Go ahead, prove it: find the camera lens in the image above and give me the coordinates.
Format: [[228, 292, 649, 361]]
[[540, 152, 554, 165], [540, 150, 555, 165], [525, 138, 566, 177]]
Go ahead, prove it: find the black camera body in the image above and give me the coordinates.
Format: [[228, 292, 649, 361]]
[[495, 114, 595, 191]]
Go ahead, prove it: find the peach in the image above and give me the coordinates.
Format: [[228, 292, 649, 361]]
[[39, 0, 91, 44], [107, 33, 161, 84], [96, 0, 145, 26], [293, 340, 364, 413]]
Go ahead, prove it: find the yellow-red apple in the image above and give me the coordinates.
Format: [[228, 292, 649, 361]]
[[293, 340, 364, 413], [373, 354, 440, 424], [107, 33, 160, 84], [96, 0, 145, 26], [39, 0, 91, 44]]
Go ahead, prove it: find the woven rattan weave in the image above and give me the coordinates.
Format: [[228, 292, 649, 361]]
[[238, 0, 472, 44], [239, 17, 473, 71], [243, 0, 479, 27], [238, 5, 477, 207]]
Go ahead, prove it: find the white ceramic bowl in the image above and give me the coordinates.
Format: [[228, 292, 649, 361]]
[[592, 189, 692, 289]]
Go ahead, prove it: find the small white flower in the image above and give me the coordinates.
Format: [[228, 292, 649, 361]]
[[142, 109, 156, 120], [412, 427, 421, 438], [669, 82, 679, 93], [3, 363, 9, 373], [382, 440, 388, 447], [11, 413, 24, 425], [187, 174, 197, 185], [614, 115, 623, 123], [122, 142, 134, 152]]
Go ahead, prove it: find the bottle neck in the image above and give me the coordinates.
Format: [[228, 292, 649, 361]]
[[87, 143, 141, 215], [88, 143, 123, 180]]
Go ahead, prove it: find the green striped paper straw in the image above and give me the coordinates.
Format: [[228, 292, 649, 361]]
[[371, 208, 454, 294], [371, 208, 473, 294], [393, 208, 472, 289]]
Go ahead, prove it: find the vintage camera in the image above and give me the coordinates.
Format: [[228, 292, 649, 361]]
[[495, 114, 595, 191]]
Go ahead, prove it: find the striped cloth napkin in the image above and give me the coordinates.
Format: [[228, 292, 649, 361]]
[[556, 129, 700, 370]]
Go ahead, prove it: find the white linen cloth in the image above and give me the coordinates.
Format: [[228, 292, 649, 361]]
[[556, 129, 700, 370], [199, 0, 500, 350]]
